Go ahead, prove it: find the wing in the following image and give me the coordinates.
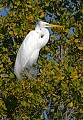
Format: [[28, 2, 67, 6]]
[[19, 30, 40, 67], [14, 30, 40, 80]]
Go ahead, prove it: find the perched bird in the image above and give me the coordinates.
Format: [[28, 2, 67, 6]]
[[14, 21, 61, 80]]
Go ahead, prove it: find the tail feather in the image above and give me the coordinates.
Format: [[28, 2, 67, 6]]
[[14, 61, 22, 81]]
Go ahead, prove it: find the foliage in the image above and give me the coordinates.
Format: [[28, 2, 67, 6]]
[[0, 0, 83, 119]]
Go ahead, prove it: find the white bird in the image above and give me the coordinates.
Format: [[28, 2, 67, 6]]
[[14, 21, 62, 80]]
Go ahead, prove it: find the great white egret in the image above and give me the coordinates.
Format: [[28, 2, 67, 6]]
[[14, 21, 62, 80]]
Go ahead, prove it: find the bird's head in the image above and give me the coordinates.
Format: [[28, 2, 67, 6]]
[[35, 21, 62, 33], [38, 21, 62, 29]]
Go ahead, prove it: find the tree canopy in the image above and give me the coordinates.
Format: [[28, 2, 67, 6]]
[[0, 0, 83, 119]]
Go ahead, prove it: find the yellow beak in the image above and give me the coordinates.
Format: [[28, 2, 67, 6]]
[[46, 23, 62, 28]]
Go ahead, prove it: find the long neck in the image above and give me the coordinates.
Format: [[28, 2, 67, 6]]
[[38, 28, 49, 49], [35, 24, 40, 33]]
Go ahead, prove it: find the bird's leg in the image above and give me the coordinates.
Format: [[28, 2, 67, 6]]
[[21, 67, 36, 80], [28, 67, 37, 80]]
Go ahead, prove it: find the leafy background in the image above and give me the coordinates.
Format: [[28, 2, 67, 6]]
[[0, 0, 83, 119]]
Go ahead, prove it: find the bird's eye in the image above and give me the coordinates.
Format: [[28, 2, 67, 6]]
[[41, 35, 44, 38]]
